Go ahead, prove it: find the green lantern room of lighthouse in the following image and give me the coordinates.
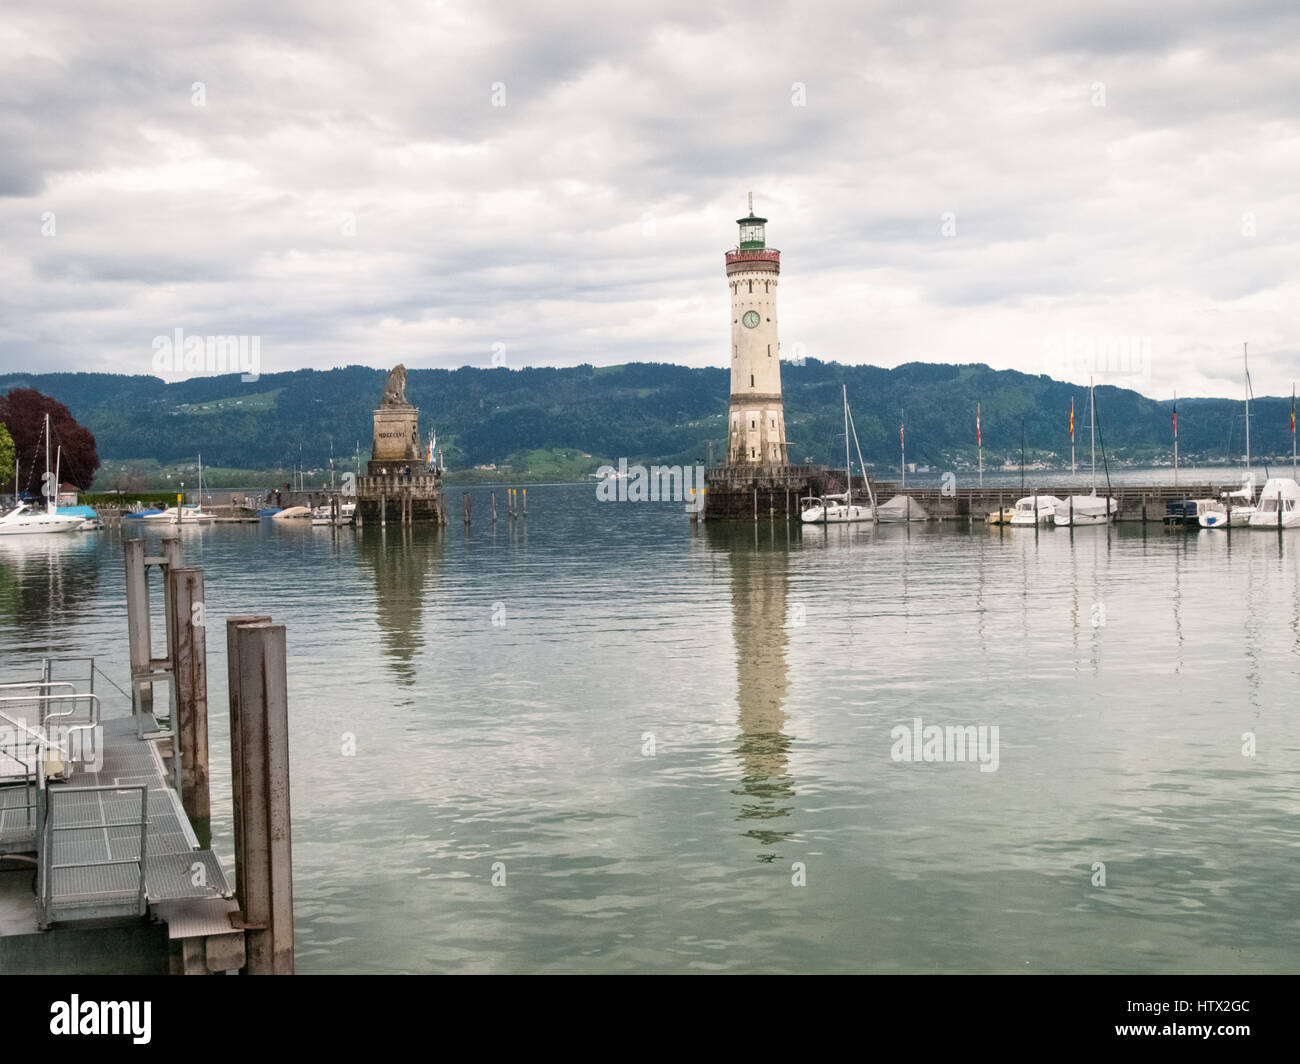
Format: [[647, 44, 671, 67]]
[[737, 192, 766, 249]]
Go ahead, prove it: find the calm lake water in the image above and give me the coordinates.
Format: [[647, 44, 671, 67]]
[[2, 481, 1298, 973]]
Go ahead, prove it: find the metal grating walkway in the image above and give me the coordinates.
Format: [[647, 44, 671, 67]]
[[38, 716, 232, 925], [0, 784, 37, 850]]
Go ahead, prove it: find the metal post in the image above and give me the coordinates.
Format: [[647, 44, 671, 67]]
[[380, 492, 386, 528], [226, 615, 271, 915], [522, 488, 527, 516], [464, 491, 471, 524], [170, 567, 210, 846], [753, 487, 758, 522], [229, 619, 294, 975], [124, 538, 153, 716], [492, 493, 497, 522]]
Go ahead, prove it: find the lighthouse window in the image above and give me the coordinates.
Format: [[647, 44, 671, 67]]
[[750, 374, 754, 387], [767, 344, 771, 356], [750, 419, 756, 429], [765, 281, 769, 292], [748, 280, 752, 293]]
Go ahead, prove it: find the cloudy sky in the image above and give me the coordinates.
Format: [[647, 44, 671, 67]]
[[2, 0, 1298, 399]]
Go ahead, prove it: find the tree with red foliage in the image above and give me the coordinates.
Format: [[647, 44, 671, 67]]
[[0, 389, 101, 492]]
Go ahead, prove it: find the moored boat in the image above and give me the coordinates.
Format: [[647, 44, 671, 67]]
[[1054, 494, 1118, 526], [800, 385, 877, 525], [1247, 478, 1300, 529], [1009, 495, 1065, 526]]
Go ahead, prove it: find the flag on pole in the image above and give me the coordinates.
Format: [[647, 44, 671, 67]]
[[976, 403, 981, 446], [427, 438, 435, 463], [1069, 398, 1074, 440], [1172, 399, 1178, 438], [1291, 387, 1295, 434], [900, 422, 904, 448]]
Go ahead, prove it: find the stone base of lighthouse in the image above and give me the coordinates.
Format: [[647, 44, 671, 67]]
[[703, 462, 836, 521]]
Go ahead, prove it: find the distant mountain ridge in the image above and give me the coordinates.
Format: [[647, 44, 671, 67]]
[[1, 360, 1294, 475]]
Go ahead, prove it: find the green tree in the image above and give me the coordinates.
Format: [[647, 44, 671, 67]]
[[0, 422, 14, 491]]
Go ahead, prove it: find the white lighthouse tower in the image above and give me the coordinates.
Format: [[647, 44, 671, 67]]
[[726, 195, 788, 466]]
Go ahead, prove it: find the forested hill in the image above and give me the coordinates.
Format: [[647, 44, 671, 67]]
[[1, 360, 1294, 475]]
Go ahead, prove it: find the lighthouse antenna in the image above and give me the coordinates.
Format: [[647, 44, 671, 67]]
[[748, 191, 753, 215]]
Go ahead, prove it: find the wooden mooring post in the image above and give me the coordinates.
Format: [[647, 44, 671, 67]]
[[168, 567, 210, 846], [227, 618, 295, 975], [492, 492, 497, 522], [463, 491, 471, 525]]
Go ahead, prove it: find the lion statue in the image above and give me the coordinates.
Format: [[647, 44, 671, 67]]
[[381, 364, 409, 407]]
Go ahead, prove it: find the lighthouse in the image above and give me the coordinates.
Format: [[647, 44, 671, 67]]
[[726, 195, 788, 466]]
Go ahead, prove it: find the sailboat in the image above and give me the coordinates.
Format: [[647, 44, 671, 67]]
[[171, 455, 215, 524], [801, 385, 876, 524], [1054, 379, 1117, 526], [0, 415, 83, 536], [1203, 343, 1259, 528]]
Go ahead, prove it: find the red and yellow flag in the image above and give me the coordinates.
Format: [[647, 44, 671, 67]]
[[1069, 398, 1074, 441]]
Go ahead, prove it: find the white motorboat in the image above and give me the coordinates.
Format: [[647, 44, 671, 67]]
[[0, 501, 81, 536], [0, 415, 83, 536], [1248, 478, 1300, 529], [1199, 487, 1256, 528], [1009, 495, 1065, 526], [311, 500, 356, 525], [801, 385, 877, 525]]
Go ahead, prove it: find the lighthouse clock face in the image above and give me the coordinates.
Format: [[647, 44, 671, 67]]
[[742, 310, 760, 328]]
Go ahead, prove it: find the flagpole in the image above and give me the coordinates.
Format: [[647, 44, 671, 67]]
[[900, 408, 905, 491], [1070, 397, 1075, 477], [977, 402, 983, 489], [1292, 382, 1296, 481], [1173, 390, 1179, 489]]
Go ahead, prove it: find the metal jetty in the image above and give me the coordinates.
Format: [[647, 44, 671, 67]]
[[0, 535, 294, 975]]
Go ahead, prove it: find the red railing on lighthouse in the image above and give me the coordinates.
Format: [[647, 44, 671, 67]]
[[725, 248, 781, 266]]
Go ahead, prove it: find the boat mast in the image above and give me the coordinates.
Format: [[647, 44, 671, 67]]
[[900, 408, 905, 491], [847, 403, 876, 515], [1244, 342, 1251, 490], [53, 444, 62, 515], [44, 413, 52, 512], [1090, 376, 1096, 494], [843, 384, 851, 507], [1173, 390, 1179, 489]]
